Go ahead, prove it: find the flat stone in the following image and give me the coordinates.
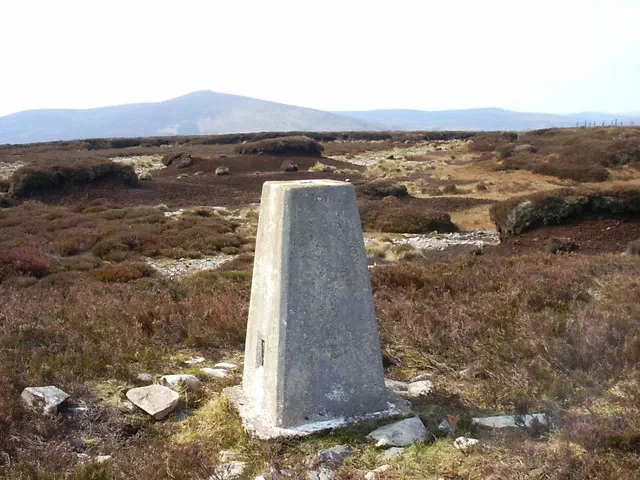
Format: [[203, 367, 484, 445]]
[[377, 447, 404, 462], [318, 444, 353, 465], [160, 374, 202, 391], [95, 455, 112, 463], [210, 461, 247, 480], [365, 465, 392, 480], [214, 362, 239, 370], [307, 467, 335, 480], [21, 386, 70, 415], [367, 416, 428, 447], [472, 413, 548, 429], [201, 368, 229, 379], [384, 379, 409, 392], [453, 436, 479, 451], [126, 385, 180, 420], [407, 380, 434, 398], [184, 356, 205, 365]]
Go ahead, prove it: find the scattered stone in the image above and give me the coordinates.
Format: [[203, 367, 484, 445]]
[[214, 362, 239, 370], [201, 367, 229, 379], [95, 455, 112, 463], [21, 386, 70, 415], [438, 419, 453, 434], [317, 444, 353, 465], [377, 447, 404, 461], [184, 356, 205, 365], [211, 461, 247, 480], [392, 231, 499, 252], [384, 379, 409, 392], [365, 465, 392, 479], [160, 374, 202, 391], [307, 467, 335, 480], [145, 254, 235, 279], [472, 413, 548, 429], [367, 417, 428, 447], [138, 172, 152, 181], [135, 373, 154, 385], [126, 385, 180, 420], [407, 380, 434, 398], [216, 166, 231, 176], [453, 436, 479, 451]]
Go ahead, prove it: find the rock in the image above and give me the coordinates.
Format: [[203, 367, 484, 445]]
[[453, 436, 479, 451], [317, 445, 353, 465], [160, 374, 202, 391], [384, 379, 409, 392], [126, 385, 179, 420], [95, 455, 112, 463], [214, 362, 239, 370], [281, 161, 298, 172], [219, 450, 237, 461], [184, 356, 205, 365], [472, 413, 548, 429], [513, 144, 537, 154], [176, 155, 193, 169], [216, 166, 231, 176], [138, 172, 152, 181], [21, 386, 70, 415], [201, 367, 229, 379], [121, 399, 136, 412], [211, 461, 247, 480], [255, 477, 266, 480], [407, 380, 434, 398], [307, 467, 334, 480], [367, 417, 428, 447], [409, 373, 432, 382], [162, 152, 183, 166], [365, 465, 392, 479], [438, 419, 453, 434], [377, 447, 404, 461], [135, 373, 154, 385]]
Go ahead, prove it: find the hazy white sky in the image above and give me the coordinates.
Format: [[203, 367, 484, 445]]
[[1, 0, 639, 117]]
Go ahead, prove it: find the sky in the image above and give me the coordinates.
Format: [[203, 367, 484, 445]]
[[1, 0, 639, 117]]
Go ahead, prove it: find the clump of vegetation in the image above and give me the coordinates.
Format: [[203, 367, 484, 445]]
[[490, 186, 640, 237], [308, 162, 336, 173], [90, 262, 155, 282], [360, 198, 457, 233], [234, 136, 324, 155], [358, 181, 409, 199], [8, 160, 138, 197]]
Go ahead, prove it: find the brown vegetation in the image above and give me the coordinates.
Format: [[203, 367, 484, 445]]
[[360, 197, 457, 233], [234, 136, 324, 156]]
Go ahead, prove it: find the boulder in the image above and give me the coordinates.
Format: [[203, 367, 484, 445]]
[[367, 416, 428, 447], [216, 166, 231, 176], [177, 155, 193, 169], [407, 380, 434, 398], [210, 461, 247, 480], [214, 362, 239, 370], [134, 373, 154, 385], [21, 386, 70, 415], [317, 444, 353, 465], [162, 152, 183, 166], [126, 385, 179, 420], [160, 374, 202, 391], [472, 413, 548, 429]]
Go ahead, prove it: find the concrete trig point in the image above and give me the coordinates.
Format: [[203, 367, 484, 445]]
[[224, 180, 410, 439]]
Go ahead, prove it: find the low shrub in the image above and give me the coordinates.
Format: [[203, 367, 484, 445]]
[[490, 187, 640, 237], [358, 181, 409, 199], [360, 198, 457, 233], [0, 247, 53, 279], [9, 161, 138, 197], [234, 136, 324, 155], [90, 262, 154, 282]]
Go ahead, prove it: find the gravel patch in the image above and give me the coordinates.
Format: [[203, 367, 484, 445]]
[[145, 255, 236, 279], [393, 231, 499, 250]]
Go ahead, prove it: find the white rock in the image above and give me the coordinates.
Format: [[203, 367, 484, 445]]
[[453, 436, 479, 451], [95, 455, 112, 463], [384, 379, 409, 392], [255, 477, 266, 480], [377, 447, 404, 461], [211, 461, 247, 480], [126, 385, 180, 420], [472, 413, 548, 429], [367, 416, 428, 447], [21, 386, 69, 415], [219, 450, 237, 461], [407, 380, 434, 398], [307, 467, 334, 480], [364, 472, 376, 480], [184, 356, 205, 365], [364, 467, 391, 480], [135, 373, 154, 385], [375, 465, 392, 473], [214, 362, 239, 370], [201, 367, 229, 379], [160, 374, 202, 391]]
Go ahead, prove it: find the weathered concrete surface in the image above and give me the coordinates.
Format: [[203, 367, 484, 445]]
[[225, 180, 410, 438]]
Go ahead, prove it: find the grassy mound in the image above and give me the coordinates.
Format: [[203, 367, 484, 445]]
[[360, 198, 457, 233], [490, 187, 640, 237], [357, 181, 409, 199], [234, 136, 324, 155], [9, 160, 138, 197]]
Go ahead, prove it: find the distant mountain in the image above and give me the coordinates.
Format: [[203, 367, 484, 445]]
[[1, 92, 638, 145], [0, 91, 382, 144], [336, 108, 640, 131]]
